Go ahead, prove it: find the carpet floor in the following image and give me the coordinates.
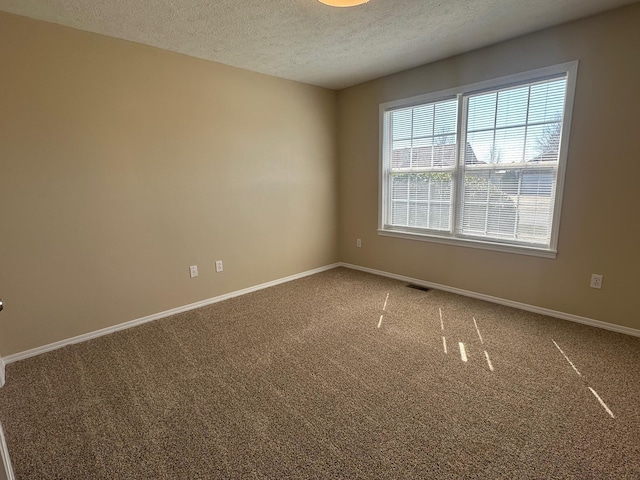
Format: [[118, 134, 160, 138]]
[[0, 267, 639, 479]]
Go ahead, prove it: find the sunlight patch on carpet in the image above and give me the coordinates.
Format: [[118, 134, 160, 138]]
[[552, 339, 582, 377], [589, 387, 615, 419], [459, 342, 468, 362]]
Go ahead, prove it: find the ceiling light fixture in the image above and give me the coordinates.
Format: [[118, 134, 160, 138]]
[[318, 0, 370, 7]]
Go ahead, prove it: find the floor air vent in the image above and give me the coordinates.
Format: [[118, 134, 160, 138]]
[[407, 284, 430, 292]]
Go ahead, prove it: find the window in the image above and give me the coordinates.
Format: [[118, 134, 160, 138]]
[[379, 62, 578, 258]]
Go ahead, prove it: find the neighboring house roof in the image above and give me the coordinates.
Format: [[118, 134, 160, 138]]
[[527, 150, 560, 163], [392, 143, 481, 168]]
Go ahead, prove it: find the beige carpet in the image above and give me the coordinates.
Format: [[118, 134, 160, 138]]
[[0, 267, 638, 479]]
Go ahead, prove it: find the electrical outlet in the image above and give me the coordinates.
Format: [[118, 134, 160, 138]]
[[215, 260, 223, 273], [189, 265, 198, 278], [590, 274, 603, 289], [356, 238, 362, 248]]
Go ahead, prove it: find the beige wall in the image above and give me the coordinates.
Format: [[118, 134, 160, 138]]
[[338, 4, 640, 330], [0, 12, 338, 356]]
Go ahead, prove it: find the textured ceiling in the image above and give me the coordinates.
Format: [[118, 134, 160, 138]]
[[0, 0, 637, 89]]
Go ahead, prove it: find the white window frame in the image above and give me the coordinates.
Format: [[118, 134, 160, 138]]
[[378, 61, 578, 259]]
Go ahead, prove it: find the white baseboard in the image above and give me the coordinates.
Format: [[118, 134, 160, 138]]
[[0, 421, 15, 480], [4, 263, 341, 365], [0, 358, 4, 388], [340, 262, 640, 338]]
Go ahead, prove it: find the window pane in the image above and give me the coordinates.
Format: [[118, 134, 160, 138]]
[[487, 172, 517, 237], [391, 109, 413, 140], [391, 175, 408, 200], [467, 93, 496, 132], [461, 171, 517, 238], [517, 170, 555, 243], [433, 141, 458, 167], [460, 168, 557, 244], [408, 202, 429, 228], [526, 122, 562, 162], [429, 203, 451, 230], [430, 173, 452, 201], [466, 130, 494, 164], [521, 170, 554, 196], [528, 79, 566, 124], [390, 99, 458, 170], [391, 201, 408, 226], [434, 100, 458, 136], [392, 139, 411, 168], [494, 127, 526, 164], [496, 86, 529, 128], [389, 173, 452, 231], [524, 124, 545, 161], [413, 104, 434, 138], [412, 137, 433, 168]]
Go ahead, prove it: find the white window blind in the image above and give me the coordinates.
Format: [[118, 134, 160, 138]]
[[388, 98, 457, 231], [380, 63, 577, 257], [459, 77, 567, 245]]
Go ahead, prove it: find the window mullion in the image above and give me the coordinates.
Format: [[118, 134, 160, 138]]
[[491, 92, 498, 164], [384, 112, 393, 225], [452, 93, 466, 236]]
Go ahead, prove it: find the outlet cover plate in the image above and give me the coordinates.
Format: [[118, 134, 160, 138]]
[[590, 274, 603, 289]]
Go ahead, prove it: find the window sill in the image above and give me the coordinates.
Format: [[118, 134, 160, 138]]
[[378, 228, 557, 259]]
